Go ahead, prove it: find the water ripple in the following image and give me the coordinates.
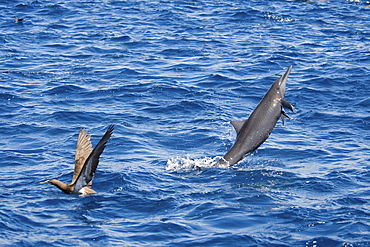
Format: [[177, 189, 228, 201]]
[[0, 0, 369, 246]]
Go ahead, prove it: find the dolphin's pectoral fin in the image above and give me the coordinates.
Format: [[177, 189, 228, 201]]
[[282, 99, 294, 112], [280, 110, 292, 125], [230, 120, 246, 134], [280, 99, 294, 125]]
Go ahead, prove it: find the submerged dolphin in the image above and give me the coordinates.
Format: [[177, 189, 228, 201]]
[[216, 66, 294, 167]]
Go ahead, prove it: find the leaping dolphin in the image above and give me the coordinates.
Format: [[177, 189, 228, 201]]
[[216, 66, 294, 167]]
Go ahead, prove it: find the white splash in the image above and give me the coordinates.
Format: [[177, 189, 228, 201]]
[[165, 156, 229, 172]]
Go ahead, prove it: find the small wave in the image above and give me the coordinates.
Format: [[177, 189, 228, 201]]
[[265, 13, 297, 22], [166, 156, 228, 172]]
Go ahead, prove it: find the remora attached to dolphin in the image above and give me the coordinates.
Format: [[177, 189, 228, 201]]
[[216, 65, 294, 167]]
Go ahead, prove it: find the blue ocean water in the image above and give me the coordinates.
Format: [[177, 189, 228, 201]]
[[1, 0, 369, 246]]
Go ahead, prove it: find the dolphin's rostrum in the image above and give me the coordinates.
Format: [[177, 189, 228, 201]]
[[216, 66, 294, 167]]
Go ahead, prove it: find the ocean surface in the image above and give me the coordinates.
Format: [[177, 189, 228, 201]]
[[1, 0, 369, 246]]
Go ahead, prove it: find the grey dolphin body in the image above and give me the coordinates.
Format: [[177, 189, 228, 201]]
[[216, 66, 294, 167]]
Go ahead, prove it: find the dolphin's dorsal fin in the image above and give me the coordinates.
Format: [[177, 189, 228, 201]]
[[230, 120, 246, 134], [282, 99, 294, 112]]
